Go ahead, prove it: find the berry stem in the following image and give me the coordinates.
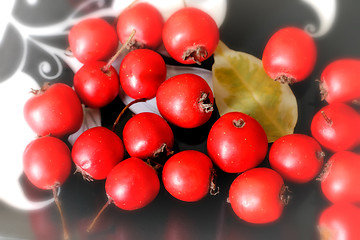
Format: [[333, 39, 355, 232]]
[[87, 198, 112, 233], [112, 98, 148, 132], [102, 29, 136, 72], [52, 187, 69, 240], [321, 111, 333, 126]]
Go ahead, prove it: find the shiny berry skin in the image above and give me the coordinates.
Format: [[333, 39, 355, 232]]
[[319, 58, 360, 104], [269, 134, 325, 183], [116, 2, 164, 50], [318, 204, 360, 240], [105, 157, 160, 210], [73, 61, 119, 108], [320, 151, 360, 204], [162, 150, 214, 202], [262, 27, 317, 83], [123, 112, 174, 159], [156, 73, 214, 128], [162, 7, 219, 64], [68, 18, 118, 63], [310, 103, 360, 152], [71, 126, 125, 180], [23, 83, 83, 139], [207, 112, 268, 173], [23, 136, 72, 190], [119, 49, 166, 99], [229, 168, 289, 224]]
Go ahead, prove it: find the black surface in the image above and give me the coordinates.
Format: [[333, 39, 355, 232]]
[[2, 0, 360, 239]]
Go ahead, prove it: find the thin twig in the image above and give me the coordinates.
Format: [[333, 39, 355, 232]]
[[102, 29, 136, 72], [112, 98, 147, 132], [52, 187, 69, 240]]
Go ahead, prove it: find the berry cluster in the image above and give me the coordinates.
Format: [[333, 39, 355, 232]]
[[21, 2, 360, 240]]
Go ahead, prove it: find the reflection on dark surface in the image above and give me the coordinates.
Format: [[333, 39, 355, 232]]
[[317, 203, 360, 240]]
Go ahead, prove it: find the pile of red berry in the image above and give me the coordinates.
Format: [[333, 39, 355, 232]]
[[21, 2, 360, 239]]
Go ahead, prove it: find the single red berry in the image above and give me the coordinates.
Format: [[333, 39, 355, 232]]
[[262, 26, 317, 83], [162, 7, 219, 64], [122, 112, 174, 160], [23, 136, 71, 239], [73, 61, 119, 108], [318, 204, 360, 240], [269, 134, 325, 183], [162, 150, 216, 202], [207, 112, 268, 173], [23, 136, 72, 190], [68, 18, 118, 63], [72, 126, 125, 180], [229, 168, 290, 224], [310, 103, 360, 152], [319, 151, 360, 204], [156, 73, 214, 128], [116, 2, 164, 50], [119, 49, 166, 99], [319, 58, 360, 104], [24, 83, 83, 139], [105, 157, 160, 210]]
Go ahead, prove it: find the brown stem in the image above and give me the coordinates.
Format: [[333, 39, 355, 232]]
[[321, 111, 333, 126], [112, 98, 148, 132], [102, 29, 136, 72], [52, 187, 69, 240], [87, 198, 112, 233]]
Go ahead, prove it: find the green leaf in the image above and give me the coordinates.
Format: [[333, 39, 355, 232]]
[[212, 41, 298, 142]]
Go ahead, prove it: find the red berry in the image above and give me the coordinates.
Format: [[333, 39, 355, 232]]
[[262, 27, 317, 83], [23, 136, 72, 190], [72, 126, 125, 180], [116, 3, 164, 50], [73, 61, 119, 108], [68, 18, 118, 63], [318, 204, 360, 240], [119, 49, 166, 99], [23, 136, 71, 239], [319, 58, 360, 104], [229, 168, 289, 224], [310, 103, 360, 152], [207, 112, 268, 173], [105, 157, 160, 210], [162, 150, 215, 202], [24, 83, 83, 138], [122, 112, 174, 159], [156, 73, 214, 128], [269, 134, 325, 183], [319, 151, 360, 204], [162, 7, 219, 64]]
